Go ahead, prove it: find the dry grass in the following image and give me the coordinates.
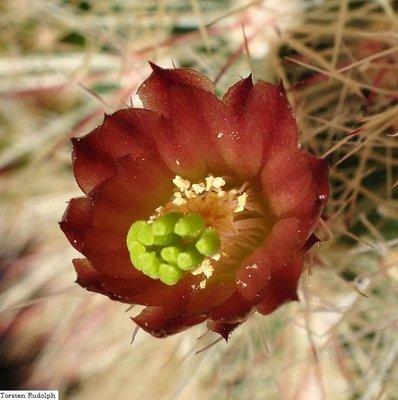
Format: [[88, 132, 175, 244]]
[[1, 0, 397, 399]]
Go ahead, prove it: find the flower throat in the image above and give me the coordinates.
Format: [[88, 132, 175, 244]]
[[126, 175, 267, 288]]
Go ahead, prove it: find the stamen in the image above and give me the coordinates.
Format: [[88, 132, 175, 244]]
[[172, 192, 187, 206], [205, 176, 226, 191], [212, 177, 226, 189], [127, 174, 267, 287], [235, 193, 248, 213], [172, 175, 191, 192], [192, 183, 205, 194]]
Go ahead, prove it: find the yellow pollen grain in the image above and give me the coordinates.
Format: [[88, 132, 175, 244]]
[[173, 175, 191, 192], [235, 193, 248, 213], [172, 192, 187, 206], [211, 253, 221, 261], [213, 177, 226, 189], [205, 176, 214, 191], [192, 183, 206, 194], [184, 189, 196, 199], [205, 176, 225, 191]]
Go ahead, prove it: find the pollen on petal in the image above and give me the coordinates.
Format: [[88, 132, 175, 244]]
[[236, 253, 272, 300], [192, 259, 214, 279]]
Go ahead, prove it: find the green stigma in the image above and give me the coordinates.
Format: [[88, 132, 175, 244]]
[[126, 212, 221, 286]]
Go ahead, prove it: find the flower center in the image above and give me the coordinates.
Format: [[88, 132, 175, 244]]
[[126, 175, 269, 287]]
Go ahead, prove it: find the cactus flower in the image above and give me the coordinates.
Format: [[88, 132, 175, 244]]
[[60, 64, 329, 339]]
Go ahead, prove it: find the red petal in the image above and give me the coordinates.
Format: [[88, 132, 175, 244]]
[[261, 217, 302, 266], [219, 76, 264, 179], [235, 217, 302, 300], [145, 82, 229, 178], [206, 219, 302, 330], [167, 273, 236, 317], [236, 251, 272, 300], [222, 79, 298, 179], [302, 154, 329, 236], [262, 149, 314, 214], [243, 81, 298, 160], [262, 149, 329, 238], [139, 66, 264, 180], [254, 219, 304, 315], [80, 152, 174, 279], [132, 305, 207, 338], [83, 227, 138, 279], [74, 258, 151, 302], [304, 153, 329, 208], [134, 273, 236, 318], [208, 291, 254, 328], [74, 258, 204, 309], [144, 116, 209, 180], [222, 75, 254, 116], [138, 63, 214, 116], [60, 197, 93, 253], [256, 256, 302, 315], [75, 256, 188, 307], [137, 65, 221, 179], [91, 153, 174, 229], [72, 109, 164, 194]]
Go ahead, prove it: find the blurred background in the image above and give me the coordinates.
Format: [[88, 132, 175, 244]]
[[1, 0, 397, 399]]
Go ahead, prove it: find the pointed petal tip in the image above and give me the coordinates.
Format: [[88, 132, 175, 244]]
[[291, 292, 299, 302], [242, 74, 254, 90], [207, 320, 240, 342], [272, 79, 290, 100], [148, 61, 163, 72], [70, 136, 79, 145], [60, 197, 93, 253], [241, 73, 253, 84], [303, 233, 320, 253]]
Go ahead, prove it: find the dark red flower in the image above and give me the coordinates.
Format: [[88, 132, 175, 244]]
[[60, 64, 329, 340]]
